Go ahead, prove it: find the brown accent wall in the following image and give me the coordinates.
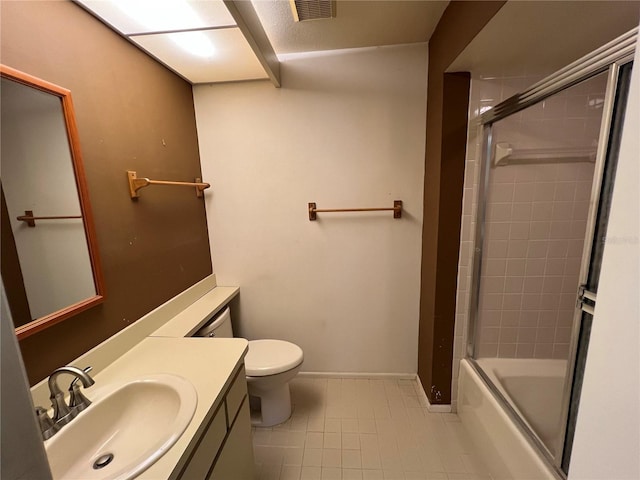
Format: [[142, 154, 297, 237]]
[[1, 1, 212, 384], [418, 1, 506, 404], [1, 188, 32, 326]]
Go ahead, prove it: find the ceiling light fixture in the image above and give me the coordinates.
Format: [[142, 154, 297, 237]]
[[169, 31, 216, 58], [112, 0, 216, 57]]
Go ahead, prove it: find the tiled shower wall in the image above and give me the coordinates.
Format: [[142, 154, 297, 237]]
[[476, 160, 594, 359], [450, 72, 607, 409]]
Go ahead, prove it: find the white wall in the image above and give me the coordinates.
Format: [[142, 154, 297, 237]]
[[194, 44, 427, 374], [568, 41, 640, 479]]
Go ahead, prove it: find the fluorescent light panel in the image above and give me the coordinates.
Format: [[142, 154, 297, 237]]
[[168, 31, 215, 58], [78, 0, 236, 34], [75, 0, 270, 82], [113, 0, 206, 32], [132, 28, 268, 83]]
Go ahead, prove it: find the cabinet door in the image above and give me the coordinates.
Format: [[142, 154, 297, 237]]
[[209, 399, 254, 480], [178, 406, 227, 480], [225, 366, 247, 427]]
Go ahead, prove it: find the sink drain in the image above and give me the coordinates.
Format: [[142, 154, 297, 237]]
[[93, 453, 114, 470]]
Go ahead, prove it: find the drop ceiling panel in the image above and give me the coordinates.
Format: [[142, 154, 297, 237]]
[[132, 28, 268, 83], [77, 0, 236, 34]]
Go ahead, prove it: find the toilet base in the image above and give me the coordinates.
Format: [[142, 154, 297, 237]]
[[248, 383, 292, 427], [246, 363, 301, 427]]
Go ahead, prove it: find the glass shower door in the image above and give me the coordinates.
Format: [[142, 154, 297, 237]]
[[468, 55, 633, 472], [472, 71, 608, 458]]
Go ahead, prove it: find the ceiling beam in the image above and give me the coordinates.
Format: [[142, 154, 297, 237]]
[[223, 0, 281, 88]]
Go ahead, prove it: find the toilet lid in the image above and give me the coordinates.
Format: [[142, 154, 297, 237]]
[[245, 340, 303, 377]]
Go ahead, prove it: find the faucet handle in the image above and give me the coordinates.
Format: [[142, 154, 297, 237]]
[[35, 406, 60, 440], [69, 366, 93, 413]]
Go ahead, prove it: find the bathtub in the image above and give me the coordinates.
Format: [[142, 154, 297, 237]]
[[458, 358, 564, 480], [478, 358, 567, 456]]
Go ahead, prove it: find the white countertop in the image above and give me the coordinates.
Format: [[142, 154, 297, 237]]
[[93, 284, 244, 479], [90, 336, 248, 479], [33, 278, 245, 480], [151, 286, 239, 338]]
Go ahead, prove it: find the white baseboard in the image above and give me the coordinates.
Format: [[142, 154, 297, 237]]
[[298, 371, 417, 380], [297, 372, 453, 413], [424, 403, 453, 413], [415, 374, 453, 413]]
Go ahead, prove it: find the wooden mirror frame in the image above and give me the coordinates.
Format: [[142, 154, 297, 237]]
[[1, 64, 105, 340]]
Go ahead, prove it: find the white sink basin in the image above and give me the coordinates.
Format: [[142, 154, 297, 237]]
[[45, 374, 197, 480]]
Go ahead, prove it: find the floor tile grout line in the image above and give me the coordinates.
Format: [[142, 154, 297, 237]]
[[252, 377, 494, 480]]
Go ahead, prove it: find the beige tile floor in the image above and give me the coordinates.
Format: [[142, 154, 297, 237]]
[[251, 377, 492, 480]]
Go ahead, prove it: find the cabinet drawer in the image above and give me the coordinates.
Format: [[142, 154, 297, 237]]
[[179, 406, 227, 480], [225, 366, 247, 426]]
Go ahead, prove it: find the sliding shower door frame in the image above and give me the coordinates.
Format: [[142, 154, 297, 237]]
[[554, 58, 631, 470], [465, 28, 637, 477]]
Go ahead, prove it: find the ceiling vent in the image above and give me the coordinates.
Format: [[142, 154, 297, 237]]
[[289, 0, 336, 22]]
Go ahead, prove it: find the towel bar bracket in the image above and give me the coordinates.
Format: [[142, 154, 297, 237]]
[[309, 203, 317, 221], [393, 200, 402, 219]]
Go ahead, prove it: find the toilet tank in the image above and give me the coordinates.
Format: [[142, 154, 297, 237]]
[[194, 306, 234, 338]]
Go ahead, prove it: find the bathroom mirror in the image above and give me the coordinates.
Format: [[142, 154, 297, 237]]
[[0, 65, 104, 340]]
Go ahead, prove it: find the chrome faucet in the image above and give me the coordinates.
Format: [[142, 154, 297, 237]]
[[37, 365, 95, 440], [47, 366, 95, 427]]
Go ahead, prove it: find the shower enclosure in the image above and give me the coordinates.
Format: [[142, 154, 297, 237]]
[[466, 29, 635, 476]]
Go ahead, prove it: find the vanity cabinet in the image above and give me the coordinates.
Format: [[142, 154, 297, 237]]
[[210, 401, 254, 479], [173, 365, 254, 480]]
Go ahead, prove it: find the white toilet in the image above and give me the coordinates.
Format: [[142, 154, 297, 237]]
[[196, 307, 303, 427]]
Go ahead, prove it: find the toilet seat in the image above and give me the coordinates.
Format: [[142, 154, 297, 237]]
[[245, 339, 303, 377]]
